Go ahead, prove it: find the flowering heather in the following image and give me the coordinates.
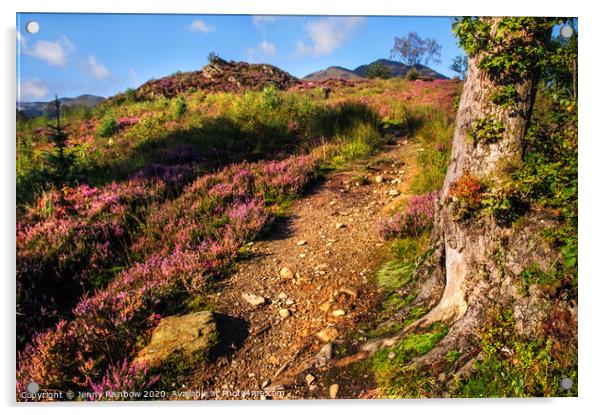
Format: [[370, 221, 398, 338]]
[[379, 192, 438, 239], [16, 154, 319, 400], [89, 360, 159, 400], [16, 179, 168, 345], [116, 116, 140, 129]]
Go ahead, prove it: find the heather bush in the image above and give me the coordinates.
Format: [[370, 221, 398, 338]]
[[379, 192, 438, 239], [89, 360, 159, 400], [16, 179, 168, 346]]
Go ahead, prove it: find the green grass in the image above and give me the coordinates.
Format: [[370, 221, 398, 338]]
[[371, 322, 449, 398]]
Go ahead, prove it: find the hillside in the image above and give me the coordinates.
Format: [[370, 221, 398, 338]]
[[17, 94, 105, 119], [304, 59, 448, 81]]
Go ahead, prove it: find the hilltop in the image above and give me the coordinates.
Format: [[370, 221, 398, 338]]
[[129, 57, 300, 100], [304, 59, 448, 81]]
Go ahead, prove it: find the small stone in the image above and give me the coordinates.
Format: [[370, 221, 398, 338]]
[[332, 309, 345, 317], [375, 175, 384, 183], [299, 253, 306, 258], [279, 308, 291, 318], [309, 384, 318, 391], [285, 299, 295, 306], [278, 292, 288, 300], [305, 373, 315, 385], [316, 327, 339, 343], [329, 384, 339, 399], [241, 293, 265, 306], [387, 351, 396, 359], [388, 189, 400, 197], [279, 267, 294, 279], [261, 380, 270, 388], [297, 240, 307, 246], [335, 222, 346, 229], [248, 373, 256, 378]]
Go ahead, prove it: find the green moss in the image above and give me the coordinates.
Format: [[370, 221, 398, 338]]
[[446, 350, 462, 364], [376, 260, 414, 290], [371, 322, 448, 397]]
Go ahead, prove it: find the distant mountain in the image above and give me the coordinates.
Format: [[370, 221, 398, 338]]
[[303, 59, 448, 81], [301, 66, 361, 82], [17, 94, 105, 119]]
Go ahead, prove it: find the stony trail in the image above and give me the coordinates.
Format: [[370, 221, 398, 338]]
[[189, 138, 420, 399]]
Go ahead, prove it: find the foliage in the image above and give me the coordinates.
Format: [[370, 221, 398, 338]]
[[89, 360, 159, 401], [453, 309, 577, 397], [390, 32, 442, 67], [98, 117, 118, 137], [405, 67, 420, 81], [467, 117, 506, 144], [378, 192, 438, 239], [450, 55, 468, 80], [448, 173, 483, 220], [174, 95, 187, 118], [372, 323, 448, 398], [367, 62, 393, 79]]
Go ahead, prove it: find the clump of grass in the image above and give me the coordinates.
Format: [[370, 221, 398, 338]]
[[371, 322, 449, 398], [98, 117, 118, 137]]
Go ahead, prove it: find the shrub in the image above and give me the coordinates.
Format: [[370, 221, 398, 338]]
[[379, 192, 438, 239], [98, 117, 118, 137], [89, 360, 159, 401], [406, 67, 420, 81], [174, 96, 187, 118], [448, 173, 483, 219]]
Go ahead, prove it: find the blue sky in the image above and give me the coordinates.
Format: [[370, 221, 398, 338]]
[[16, 13, 465, 102]]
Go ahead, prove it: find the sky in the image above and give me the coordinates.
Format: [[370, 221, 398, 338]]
[[16, 13, 465, 102]]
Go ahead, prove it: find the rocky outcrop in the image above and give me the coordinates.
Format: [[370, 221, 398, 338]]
[[135, 59, 299, 99]]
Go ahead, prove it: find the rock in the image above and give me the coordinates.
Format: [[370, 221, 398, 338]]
[[332, 309, 346, 317], [242, 293, 266, 306], [375, 175, 384, 183], [279, 308, 291, 319], [305, 373, 315, 385], [278, 292, 288, 300], [316, 327, 339, 343], [315, 342, 333, 368], [297, 240, 307, 246], [338, 286, 359, 299], [285, 299, 295, 306], [279, 266, 295, 279], [135, 311, 216, 366], [320, 302, 331, 312], [309, 384, 318, 391], [387, 351, 396, 359], [299, 253, 306, 258], [329, 384, 339, 399], [388, 189, 400, 197], [335, 222, 346, 229]]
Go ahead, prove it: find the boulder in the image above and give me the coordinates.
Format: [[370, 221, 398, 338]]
[[136, 311, 217, 366]]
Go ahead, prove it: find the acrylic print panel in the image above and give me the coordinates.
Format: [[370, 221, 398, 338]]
[[16, 13, 578, 401]]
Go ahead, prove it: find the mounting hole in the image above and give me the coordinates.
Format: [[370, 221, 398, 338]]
[[25, 21, 39, 34], [560, 25, 573, 39]]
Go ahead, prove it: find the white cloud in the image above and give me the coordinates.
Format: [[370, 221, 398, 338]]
[[246, 40, 277, 63], [20, 79, 49, 100], [258, 40, 276, 56], [187, 19, 215, 33], [252, 16, 279, 27], [22, 35, 74, 67], [296, 17, 365, 56], [84, 55, 111, 79]]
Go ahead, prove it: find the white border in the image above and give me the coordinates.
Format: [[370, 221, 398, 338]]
[[2, 1, 600, 414]]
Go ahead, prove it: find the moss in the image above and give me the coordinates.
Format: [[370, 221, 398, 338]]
[[371, 322, 449, 397], [376, 260, 414, 290]]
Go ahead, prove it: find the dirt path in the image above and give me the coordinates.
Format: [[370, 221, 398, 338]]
[[191, 138, 420, 399]]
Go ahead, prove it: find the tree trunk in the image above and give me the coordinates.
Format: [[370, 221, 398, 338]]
[[412, 18, 552, 328]]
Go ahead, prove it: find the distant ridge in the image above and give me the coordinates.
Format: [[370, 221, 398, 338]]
[[303, 58, 448, 81], [17, 94, 105, 119]]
